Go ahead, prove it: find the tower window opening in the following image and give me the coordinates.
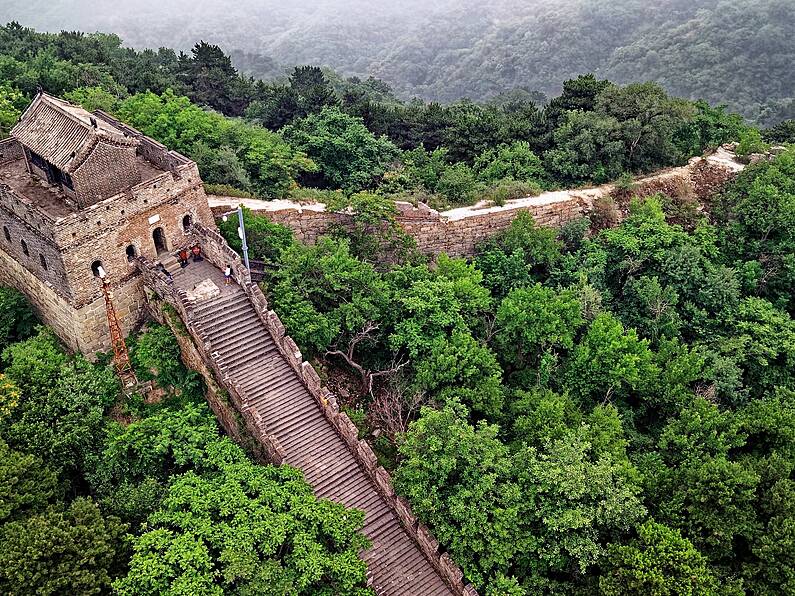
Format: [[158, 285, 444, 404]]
[[126, 244, 137, 262], [2, 226, 9, 242], [39, 254, 48, 270], [182, 214, 193, 232], [152, 227, 168, 254], [91, 260, 104, 278], [20, 239, 29, 256]]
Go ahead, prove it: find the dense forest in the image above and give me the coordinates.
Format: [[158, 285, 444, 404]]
[[0, 302, 374, 594], [0, 23, 776, 210], [0, 17, 794, 596], [220, 147, 795, 594], [3, 0, 794, 124]]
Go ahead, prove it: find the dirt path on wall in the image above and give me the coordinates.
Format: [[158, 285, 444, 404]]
[[207, 147, 745, 220]]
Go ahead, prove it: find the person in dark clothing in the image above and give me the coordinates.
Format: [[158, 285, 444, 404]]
[[178, 248, 189, 268], [156, 263, 173, 282]]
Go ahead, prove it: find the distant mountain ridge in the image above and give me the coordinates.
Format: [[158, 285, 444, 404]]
[[3, 0, 794, 123]]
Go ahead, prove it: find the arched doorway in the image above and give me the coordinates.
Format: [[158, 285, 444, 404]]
[[152, 227, 168, 254], [182, 214, 193, 232]]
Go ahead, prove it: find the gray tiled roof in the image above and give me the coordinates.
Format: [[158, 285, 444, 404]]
[[11, 93, 137, 173]]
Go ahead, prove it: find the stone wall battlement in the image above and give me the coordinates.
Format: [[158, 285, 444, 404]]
[[52, 164, 203, 249], [0, 138, 24, 165], [210, 147, 745, 258]]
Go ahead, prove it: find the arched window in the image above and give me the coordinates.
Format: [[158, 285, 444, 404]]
[[126, 244, 137, 262], [39, 254, 48, 270], [91, 260, 104, 278], [182, 214, 193, 232], [2, 226, 9, 242], [20, 239, 29, 256]]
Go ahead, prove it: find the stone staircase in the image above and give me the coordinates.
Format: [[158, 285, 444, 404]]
[[158, 253, 183, 278], [187, 284, 457, 596]]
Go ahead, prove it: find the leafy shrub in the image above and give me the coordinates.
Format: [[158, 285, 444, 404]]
[[218, 206, 295, 267], [0, 287, 37, 355], [436, 162, 481, 206], [736, 128, 769, 157], [203, 182, 257, 199], [480, 179, 543, 206], [590, 195, 621, 230]]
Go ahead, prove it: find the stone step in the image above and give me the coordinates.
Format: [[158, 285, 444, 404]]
[[204, 317, 272, 348], [174, 266, 457, 596], [215, 338, 277, 367], [237, 364, 299, 396], [228, 347, 287, 373], [192, 293, 249, 317], [195, 302, 257, 330]]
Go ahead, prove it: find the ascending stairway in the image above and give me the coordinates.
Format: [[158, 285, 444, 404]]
[[185, 280, 455, 596]]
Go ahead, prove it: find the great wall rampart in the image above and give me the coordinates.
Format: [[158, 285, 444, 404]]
[[209, 145, 746, 257], [138, 223, 472, 595]]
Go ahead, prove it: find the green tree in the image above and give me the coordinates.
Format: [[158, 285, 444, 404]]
[[0, 287, 37, 354], [475, 212, 562, 298], [271, 237, 389, 356], [474, 141, 545, 185], [281, 106, 399, 192], [0, 498, 127, 596], [562, 313, 658, 405], [87, 402, 222, 525], [544, 110, 626, 184], [413, 330, 504, 419], [394, 405, 523, 589], [600, 521, 719, 596], [219, 206, 296, 266], [2, 329, 117, 478], [717, 148, 795, 313], [0, 438, 61, 523], [115, 442, 372, 596], [63, 85, 121, 113], [513, 410, 645, 588], [595, 82, 693, 172], [0, 83, 25, 137], [494, 284, 583, 370], [435, 161, 481, 206], [389, 255, 491, 358]]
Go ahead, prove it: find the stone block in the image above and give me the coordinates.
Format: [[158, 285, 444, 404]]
[[395, 496, 417, 530], [439, 553, 464, 590], [416, 524, 439, 558], [356, 439, 378, 470], [334, 412, 360, 446], [373, 466, 395, 500]]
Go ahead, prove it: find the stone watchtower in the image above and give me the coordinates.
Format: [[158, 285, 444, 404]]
[[0, 92, 215, 355]]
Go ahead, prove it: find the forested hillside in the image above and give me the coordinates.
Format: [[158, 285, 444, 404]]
[[0, 13, 793, 596], [216, 146, 795, 595], [3, 0, 794, 124], [0, 23, 765, 209]]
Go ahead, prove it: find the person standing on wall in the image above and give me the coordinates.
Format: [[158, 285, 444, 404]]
[[224, 265, 232, 285]]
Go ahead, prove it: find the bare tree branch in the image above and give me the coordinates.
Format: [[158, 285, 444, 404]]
[[325, 322, 407, 395]]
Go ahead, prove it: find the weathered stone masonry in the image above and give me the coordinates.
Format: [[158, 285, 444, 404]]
[[210, 147, 745, 258], [0, 94, 215, 355]]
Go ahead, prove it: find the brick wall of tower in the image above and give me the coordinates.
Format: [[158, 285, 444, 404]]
[[0, 138, 23, 164], [71, 141, 141, 206], [0, 187, 71, 298], [55, 165, 214, 309], [0, 242, 147, 354]]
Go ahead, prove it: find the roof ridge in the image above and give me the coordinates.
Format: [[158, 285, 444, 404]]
[[35, 93, 132, 145]]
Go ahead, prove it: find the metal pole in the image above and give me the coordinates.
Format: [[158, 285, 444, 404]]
[[237, 204, 250, 271]]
